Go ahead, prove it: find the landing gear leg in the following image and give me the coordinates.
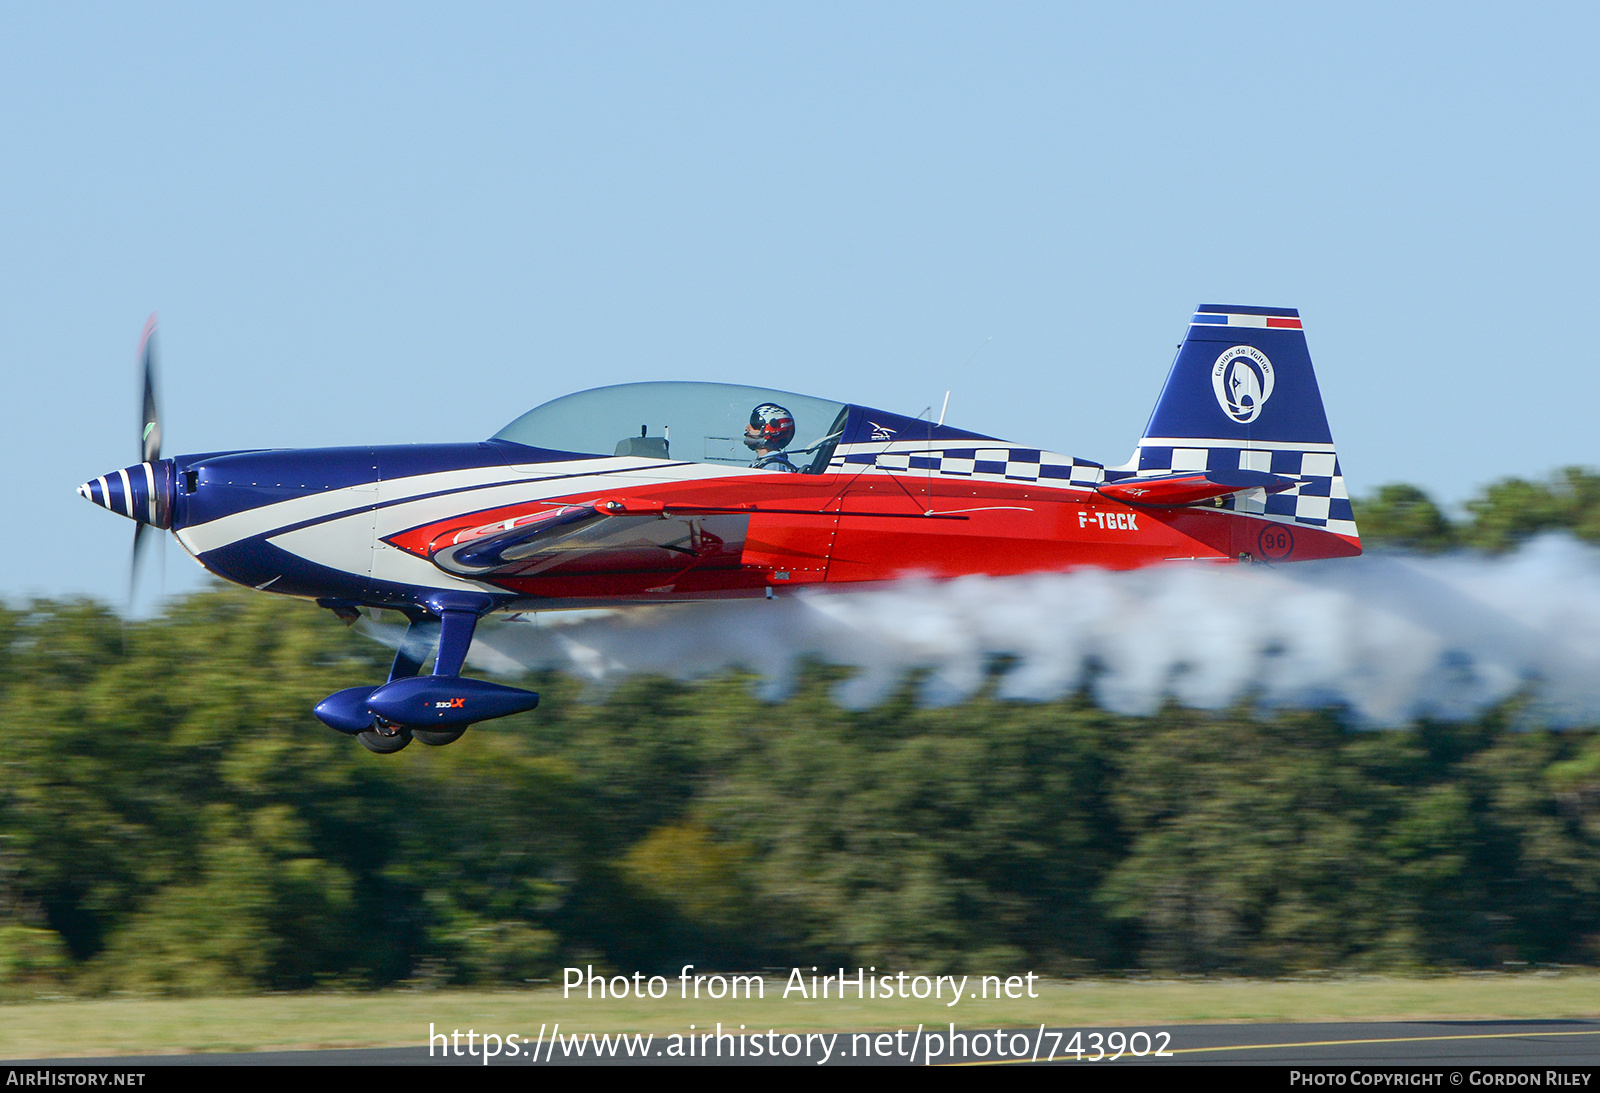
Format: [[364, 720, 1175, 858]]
[[349, 612, 431, 751], [315, 593, 529, 753], [388, 609, 433, 682], [401, 605, 482, 747]]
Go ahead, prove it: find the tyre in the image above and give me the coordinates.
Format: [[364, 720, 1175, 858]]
[[411, 727, 466, 746], [356, 726, 413, 753]]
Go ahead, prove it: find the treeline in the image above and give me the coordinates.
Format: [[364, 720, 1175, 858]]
[[0, 471, 1597, 995], [1353, 466, 1600, 553]]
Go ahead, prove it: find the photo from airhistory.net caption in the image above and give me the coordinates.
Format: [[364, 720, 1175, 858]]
[[430, 965, 1149, 1064]]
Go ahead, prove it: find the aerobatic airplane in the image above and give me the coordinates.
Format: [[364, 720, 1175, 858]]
[[80, 305, 1359, 752]]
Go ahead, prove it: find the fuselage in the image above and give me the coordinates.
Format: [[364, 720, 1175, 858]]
[[83, 439, 1355, 617], [80, 376, 1360, 616]]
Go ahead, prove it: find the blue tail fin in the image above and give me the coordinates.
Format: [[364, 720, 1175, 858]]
[[1121, 305, 1356, 539]]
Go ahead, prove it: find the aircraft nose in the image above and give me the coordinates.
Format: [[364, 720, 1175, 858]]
[[78, 460, 175, 529]]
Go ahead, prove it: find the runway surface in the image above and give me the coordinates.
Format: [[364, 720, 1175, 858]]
[[8, 1020, 1600, 1066]]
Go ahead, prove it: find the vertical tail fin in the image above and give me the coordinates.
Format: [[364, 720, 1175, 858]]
[[1122, 305, 1357, 545]]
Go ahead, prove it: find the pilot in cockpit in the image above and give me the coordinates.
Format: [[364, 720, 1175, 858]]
[[744, 403, 799, 472]]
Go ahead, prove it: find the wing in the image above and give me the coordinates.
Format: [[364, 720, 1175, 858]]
[[426, 502, 752, 580]]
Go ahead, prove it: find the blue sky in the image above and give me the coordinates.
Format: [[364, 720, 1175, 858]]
[[6, 3, 1598, 606]]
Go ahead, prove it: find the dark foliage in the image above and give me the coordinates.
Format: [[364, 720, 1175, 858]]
[[1, 577, 1598, 993], [1354, 466, 1600, 554]]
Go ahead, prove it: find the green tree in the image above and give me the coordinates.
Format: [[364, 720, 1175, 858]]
[[1463, 467, 1600, 552], [5, 580, 1600, 987], [1351, 484, 1457, 552]]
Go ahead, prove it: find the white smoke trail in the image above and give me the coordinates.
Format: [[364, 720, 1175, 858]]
[[357, 535, 1600, 727]]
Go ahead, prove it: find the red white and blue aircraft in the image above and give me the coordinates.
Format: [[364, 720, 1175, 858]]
[[81, 305, 1360, 752]]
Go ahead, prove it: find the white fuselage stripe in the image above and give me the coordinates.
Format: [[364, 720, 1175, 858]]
[[179, 455, 716, 554], [180, 458, 758, 557], [179, 479, 378, 554], [261, 462, 760, 592]]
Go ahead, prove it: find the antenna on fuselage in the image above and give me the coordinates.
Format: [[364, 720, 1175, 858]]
[[939, 335, 992, 428]]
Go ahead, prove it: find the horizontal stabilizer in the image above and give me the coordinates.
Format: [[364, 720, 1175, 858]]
[[1096, 469, 1295, 507]]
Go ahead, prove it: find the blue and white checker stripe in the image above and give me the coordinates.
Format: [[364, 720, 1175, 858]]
[[826, 438, 1355, 539], [828, 441, 1106, 488], [1110, 437, 1356, 537]]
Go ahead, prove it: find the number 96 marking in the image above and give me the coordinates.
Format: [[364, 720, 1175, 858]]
[[1258, 523, 1295, 560]]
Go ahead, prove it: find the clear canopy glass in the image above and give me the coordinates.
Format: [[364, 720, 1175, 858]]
[[493, 381, 849, 473]]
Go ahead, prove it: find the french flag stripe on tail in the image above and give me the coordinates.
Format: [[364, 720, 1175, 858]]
[[1193, 311, 1304, 330]]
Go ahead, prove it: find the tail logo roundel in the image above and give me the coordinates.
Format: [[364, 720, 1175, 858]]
[[1212, 346, 1275, 424]]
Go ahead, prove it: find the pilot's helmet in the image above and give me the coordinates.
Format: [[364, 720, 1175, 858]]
[[744, 403, 796, 451]]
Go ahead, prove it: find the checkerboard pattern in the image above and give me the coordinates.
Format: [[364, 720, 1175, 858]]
[[1109, 440, 1356, 537], [829, 442, 1107, 487], [827, 437, 1356, 539]]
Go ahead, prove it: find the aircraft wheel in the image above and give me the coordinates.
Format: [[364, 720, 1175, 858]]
[[411, 727, 466, 746], [356, 725, 413, 754]]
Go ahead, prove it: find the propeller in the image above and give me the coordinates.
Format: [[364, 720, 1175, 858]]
[[131, 314, 162, 604]]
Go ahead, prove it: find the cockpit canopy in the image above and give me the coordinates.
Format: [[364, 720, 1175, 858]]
[[493, 381, 850, 474]]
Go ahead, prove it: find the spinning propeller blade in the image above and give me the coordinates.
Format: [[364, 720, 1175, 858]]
[[139, 314, 161, 464], [131, 315, 162, 603]]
